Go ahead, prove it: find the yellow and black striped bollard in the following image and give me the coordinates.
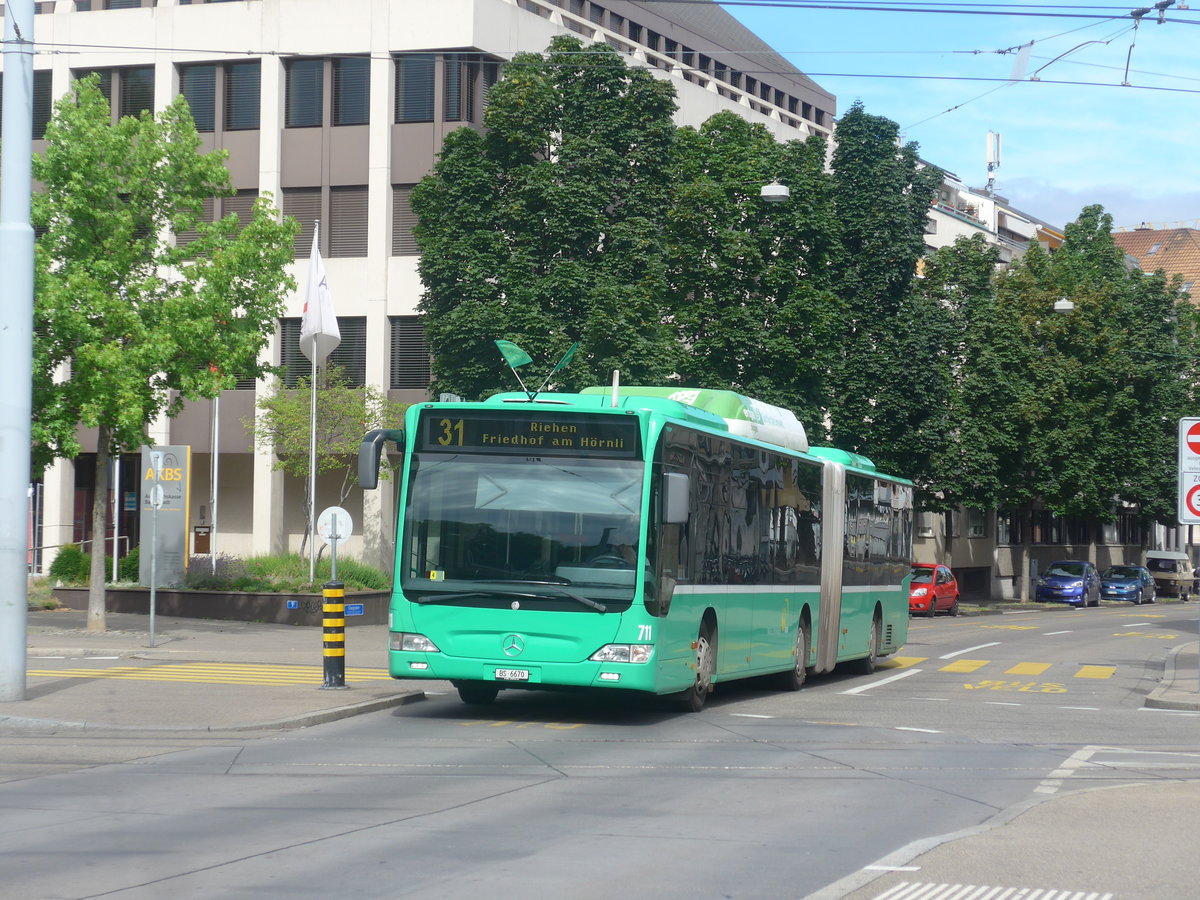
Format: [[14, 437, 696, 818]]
[[321, 580, 348, 689]]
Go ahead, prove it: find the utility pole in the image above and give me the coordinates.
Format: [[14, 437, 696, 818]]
[[0, 0, 36, 702]]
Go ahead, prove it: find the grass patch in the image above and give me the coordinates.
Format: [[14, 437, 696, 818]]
[[180, 553, 391, 593], [27, 578, 60, 610]]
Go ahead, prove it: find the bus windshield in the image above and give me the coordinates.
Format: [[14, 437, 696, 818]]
[[401, 453, 645, 606]]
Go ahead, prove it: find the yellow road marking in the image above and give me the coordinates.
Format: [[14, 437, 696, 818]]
[[940, 659, 989, 673], [1006, 662, 1052, 676], [979, 624, 1039, 631], [1075, 665, 1117, 679], [27, 662, 393, 686], [881, 656, 926, 668]]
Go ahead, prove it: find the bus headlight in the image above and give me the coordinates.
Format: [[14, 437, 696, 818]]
[[590, 644, 653, 664], [390, 632, 440, 653]]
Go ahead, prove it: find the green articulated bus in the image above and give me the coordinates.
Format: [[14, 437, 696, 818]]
[[358, 386, 913, 711]]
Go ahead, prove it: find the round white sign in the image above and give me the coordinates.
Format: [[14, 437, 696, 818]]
[[317, 506, 353, 547]]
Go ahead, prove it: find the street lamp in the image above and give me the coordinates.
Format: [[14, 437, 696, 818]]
[[760, 180, 790, 203]]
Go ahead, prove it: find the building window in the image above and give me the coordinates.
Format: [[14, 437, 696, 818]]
[[180, 65, 216, 132], [967, 508, 986, 538], [225, 61, 261, 130], [74, 67, 153, 122], [394, 54, 435, 123], [0, 70, 53, 140], [917, 511, 934, 538], [175, 189, 258, 246], [332, 57, 370, 126], [392, 184, 419, 256], [997, 510, 1018, 546], [285, 58, 324, 128], [281, 187, 322, 257], [444, 54, 479, 123], [119, 66, 154, 118], [390, 316, 431, 389], [282, 186, 368, 258], [329, 186, 368, 257], [281, 316, 367, 387]]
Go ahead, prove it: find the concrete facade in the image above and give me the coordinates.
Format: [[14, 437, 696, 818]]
[[9, 0, 834, 574]]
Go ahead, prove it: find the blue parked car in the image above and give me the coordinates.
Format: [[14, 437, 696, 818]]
[[1100, 565, 1156, 605], [1035, 560, 1100, 607]]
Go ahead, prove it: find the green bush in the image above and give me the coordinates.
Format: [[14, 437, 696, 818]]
[[48, 544, 89, 584], [178, 553, 391, 593], [119, 547, 140, 582]]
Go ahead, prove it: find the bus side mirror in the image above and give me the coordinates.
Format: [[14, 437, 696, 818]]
[[664, 472, 690, 524], [358, 429, 405, 490]]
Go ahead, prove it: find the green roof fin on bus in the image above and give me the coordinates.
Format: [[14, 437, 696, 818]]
[[495, 339, 580, 401]]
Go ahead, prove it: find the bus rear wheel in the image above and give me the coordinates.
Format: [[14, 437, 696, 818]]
[[853, 613, 881, 675], [456, 682, 500, 706], [683, 624, 716, 712], [777, 620, 810, 692]]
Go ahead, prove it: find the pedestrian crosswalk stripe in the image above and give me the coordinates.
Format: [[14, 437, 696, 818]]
[[27, 662, 393, 685]]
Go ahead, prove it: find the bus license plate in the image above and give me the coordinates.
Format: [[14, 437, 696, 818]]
[[494, 668, 529, 681]]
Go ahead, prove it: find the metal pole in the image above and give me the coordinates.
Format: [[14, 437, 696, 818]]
[[309, 366, 318, 584], [211, 393, 219, 574], [0, 0, 36, 703], [112, 455, 121, 582]]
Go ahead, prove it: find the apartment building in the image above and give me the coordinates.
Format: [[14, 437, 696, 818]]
[[4, 0, 834, 573]]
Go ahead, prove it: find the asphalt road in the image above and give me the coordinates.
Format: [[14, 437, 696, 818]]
[[2, 604, 1197, 899]]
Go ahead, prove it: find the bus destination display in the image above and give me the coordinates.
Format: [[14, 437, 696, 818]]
[[419, 411, 640, 459]]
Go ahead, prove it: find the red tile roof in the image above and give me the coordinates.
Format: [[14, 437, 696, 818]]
[[1112, 228, 1200, 299]]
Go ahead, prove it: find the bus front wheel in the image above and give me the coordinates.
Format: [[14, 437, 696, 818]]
[[456, 682, 500, 706], [683, 624, 716, 712]]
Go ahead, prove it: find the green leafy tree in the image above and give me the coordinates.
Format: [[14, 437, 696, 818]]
[[249, 368, 408, 562], [942, 206, 1200, 598], [32, 76, 298, 631], [413, 36, 682, 398], [827, 102, 945, 474], [665, 113, 844, 434]]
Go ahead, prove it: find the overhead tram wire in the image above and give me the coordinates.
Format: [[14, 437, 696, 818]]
[[641, 0, 1199, 23]]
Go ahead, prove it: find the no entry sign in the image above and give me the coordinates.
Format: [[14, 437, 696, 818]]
[[1179, 418, 1200, 523]]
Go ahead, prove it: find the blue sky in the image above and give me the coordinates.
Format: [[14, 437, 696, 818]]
[[722, 1, 1199, 231]]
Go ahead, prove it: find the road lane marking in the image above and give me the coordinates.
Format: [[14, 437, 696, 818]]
[[1043, 630, 1073, 635], [841, 668, 922, 695], [1075, 665, 1117, 679], [881, 656, 926, 668], [939, 642, 1001, 659]]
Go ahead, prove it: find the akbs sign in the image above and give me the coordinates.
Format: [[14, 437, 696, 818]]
[[138, 445, 191, 587]]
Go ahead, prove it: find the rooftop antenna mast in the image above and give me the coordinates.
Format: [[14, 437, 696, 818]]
[[986, 131, 1001, 196]]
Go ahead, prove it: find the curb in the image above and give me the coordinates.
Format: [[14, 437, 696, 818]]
[[1144, 642, 1200, 712]]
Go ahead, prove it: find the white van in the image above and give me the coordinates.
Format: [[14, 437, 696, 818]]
[[1143, 551, 1195, 601]]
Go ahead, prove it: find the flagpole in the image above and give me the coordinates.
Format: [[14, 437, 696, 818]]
[[309, 358, 318, 584], [299, 218, 338, 586]]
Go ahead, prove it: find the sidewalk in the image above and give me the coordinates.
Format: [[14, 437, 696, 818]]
[[2, 608, 427, 732]]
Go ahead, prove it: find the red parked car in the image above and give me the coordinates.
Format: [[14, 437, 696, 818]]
[[909, 563, 960, 617]]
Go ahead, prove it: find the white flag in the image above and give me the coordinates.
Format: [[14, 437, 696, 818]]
[[299, 223, 340, 365]]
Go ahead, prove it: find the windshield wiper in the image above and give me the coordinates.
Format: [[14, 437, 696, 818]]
[[409, 586, 606, 612]]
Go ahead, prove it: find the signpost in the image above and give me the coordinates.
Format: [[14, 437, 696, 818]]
[[317, 506, 353, 689], [1177, 419, 1200, 692]]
